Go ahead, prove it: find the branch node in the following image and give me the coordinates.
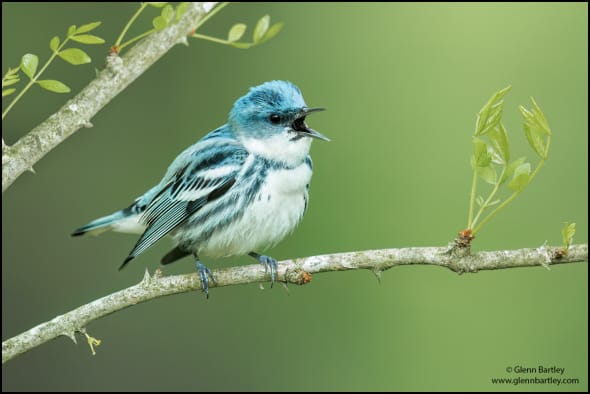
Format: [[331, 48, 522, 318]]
[[153, 267, 163, 279], [551, 247, 568, 260], [284, 267, 312, 285], [444, 229, 474, 259], [447, 256, 480, 274], [106, 53, 124, 72]]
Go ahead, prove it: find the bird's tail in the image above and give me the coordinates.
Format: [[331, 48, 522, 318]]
[[71, 205, 144, 237]]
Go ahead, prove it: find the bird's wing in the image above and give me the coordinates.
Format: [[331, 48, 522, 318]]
[[120, 142, 248, 268]]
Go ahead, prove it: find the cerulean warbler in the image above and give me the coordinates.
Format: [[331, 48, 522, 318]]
[[72, 80, 328, 296]]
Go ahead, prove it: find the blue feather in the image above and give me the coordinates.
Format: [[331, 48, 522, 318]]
[[72, 80, 328, 283]]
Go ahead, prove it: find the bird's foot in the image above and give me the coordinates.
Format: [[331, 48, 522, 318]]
[[196, 260, 216, 298], [249, 252, 278, 287]]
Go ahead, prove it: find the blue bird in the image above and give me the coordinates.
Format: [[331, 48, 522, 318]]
[[72, 80, 328, 297]]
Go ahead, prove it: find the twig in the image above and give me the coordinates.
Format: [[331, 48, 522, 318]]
[[1, 2, 218, 192], [2, 243, 587, 364]]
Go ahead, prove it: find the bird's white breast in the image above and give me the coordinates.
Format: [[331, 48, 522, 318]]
[[199, 161, 312, 257], [242, 134, 312, 167]]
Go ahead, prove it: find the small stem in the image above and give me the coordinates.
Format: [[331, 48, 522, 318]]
[[114, 2, 149, 48], [192, 2, 229, 31], [2, 80, 35, 120], [117, 3, 229, 52], [467, 161, 478, 228], [119, 29, 156, 50], [473, 157, 546, 235], [2, 37, 70, 120], [473, 191, 518, 235], [191, 33, 230, 45], [471, 166, 506, 229]]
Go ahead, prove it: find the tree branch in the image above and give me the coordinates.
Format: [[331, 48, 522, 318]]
[[2, 243, 587, 364], [1, 2, 218, 193]]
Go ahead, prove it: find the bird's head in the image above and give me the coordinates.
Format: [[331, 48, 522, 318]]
[[229, 80, 328, 165]]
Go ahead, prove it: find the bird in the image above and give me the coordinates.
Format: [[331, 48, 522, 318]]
[[71, 80, 328, 297]]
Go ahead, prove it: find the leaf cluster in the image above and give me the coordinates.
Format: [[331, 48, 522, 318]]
[[467, 86, 552, 234]]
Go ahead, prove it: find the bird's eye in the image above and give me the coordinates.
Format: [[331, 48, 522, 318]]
[[269, 114, 281, 124]]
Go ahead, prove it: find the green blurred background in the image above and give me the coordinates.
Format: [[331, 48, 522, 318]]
[[2, 2, 587, 391]]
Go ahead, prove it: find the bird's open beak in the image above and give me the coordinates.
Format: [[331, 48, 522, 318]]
[[298, 107, 329, 141]]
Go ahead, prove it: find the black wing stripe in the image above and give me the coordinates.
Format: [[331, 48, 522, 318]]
[[122, 141, 248, 263], [126, 177, 237, 260]]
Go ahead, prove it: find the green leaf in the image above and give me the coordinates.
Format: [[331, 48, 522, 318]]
[[508, 173, 530, 192], [487, 199, 501, 207], [530, 97, 551, 135], [476, 164, 497, 185], [75, 21, 102, 34], [523, 122, 548, 159], [2, 88, 16, 97], [176, 2, 189, 21], [20, 54, 39, 79], [67, 25, 77, 36], [5, 67, 20, 78], [508, 162, 531, 192], [58, 48, 91, 65], [474, 85, 511, 136], [2, 78, 20, 87], [476, 195, 484, 207], [473, 138, 491, 167], [161, 4, 174, 22], [513, 162, 531, 177], [147, 2, 168, 7], [488, 124, 510, 164], [253, 15, 270, 43], [50, 36, 60, 52], [501, 157, 526, 184], [561, 222, 576, 250], [520, 99, 551, 160], [228, 23, 247, 42], [70, 34, 105, 44], [152, 15, 168, 31], [259, 22, 284, 43], [37, 79, 71, 93]]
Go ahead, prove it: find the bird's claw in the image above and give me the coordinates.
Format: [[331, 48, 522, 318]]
[[257, 255, 278, 287], [196, 261, 216, 298]]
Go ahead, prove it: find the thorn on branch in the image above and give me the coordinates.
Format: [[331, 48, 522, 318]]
[[140, 268, 152, 286], [63, 330, 77, 344], [371, 269, 383, 284]]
